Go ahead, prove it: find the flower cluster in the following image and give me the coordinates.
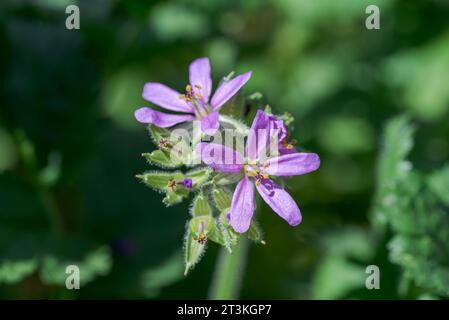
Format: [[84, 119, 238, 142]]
[[135, 58, 320, 274]]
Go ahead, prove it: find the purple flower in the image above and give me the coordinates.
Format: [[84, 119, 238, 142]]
[[134, 57, 252, 135], [196, 110, 320, 233], [182, 178, 193, 190]]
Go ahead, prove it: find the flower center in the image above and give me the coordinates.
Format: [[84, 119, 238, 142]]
[[244, 161, 269, 185], [179, 84, 209, 117], [193, 220, 208, 244]]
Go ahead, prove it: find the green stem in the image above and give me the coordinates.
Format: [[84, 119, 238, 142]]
[[208, 236, 250, 299]]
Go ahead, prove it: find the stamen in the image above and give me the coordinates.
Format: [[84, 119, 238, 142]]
[[167, 179, 177, 191], [159, 138, 169, 149], [193, 232, 207, 244], [281, 137, 297, 150]]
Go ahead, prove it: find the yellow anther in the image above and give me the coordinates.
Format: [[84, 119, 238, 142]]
[[194, 84, 202, 89], [246, 171, 257, 177], [186, 84, 192, 92], [262, 173, 269, 179], [262, 162, 269, 169], [195, 93, 202, 99], [193, 232, 207, 245]]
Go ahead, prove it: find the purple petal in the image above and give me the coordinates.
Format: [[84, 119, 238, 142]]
[[229, 176, 255, 233], [182, 178, 193, 189], [200, 111, 220, 136], [189, 57, 212, 103], [264, 153, 320, 177], [142, 83, 194, 113], [256, 179, 301, 226], [247, 110, 287, 161], [195, 142, 244, 173], [210, 71, 252, 110], [134, 107, 195, 127]]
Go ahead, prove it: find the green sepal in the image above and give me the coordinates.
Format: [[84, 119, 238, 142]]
[[147, 125, 172, 146], [191, 192, 212, 217], [208, 218, 228, 248], [184, 221, 206, 276], [212, 187, 232, 212], [136, 171, 184, 192], [142, 150, 182, 169], [213, 172, 243, 186], [217, 211, 239, 252], [186, 167, 211, 189], [163, 189, 189, 207], [247, 220, 265, 244]]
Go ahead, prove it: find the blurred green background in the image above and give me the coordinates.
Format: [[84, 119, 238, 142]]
[[1, 0, 449, 299]]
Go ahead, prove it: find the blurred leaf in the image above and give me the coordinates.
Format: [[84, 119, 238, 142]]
[[102, 67, 148, 129], [0, 128, 17, 172], [39, 246, 112, 286], [317, 116, 375, 155], [312, 255, 365, 299], [0, 259, 38, 284], [150, 3, 208, 41], [428, 165, 449, 206], [383, 31, 449, 120], [141, 252, 184, 298], [371, 115, 449, 297]]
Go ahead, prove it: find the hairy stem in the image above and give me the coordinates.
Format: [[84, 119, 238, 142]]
[[208, 236, 249, 299]]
